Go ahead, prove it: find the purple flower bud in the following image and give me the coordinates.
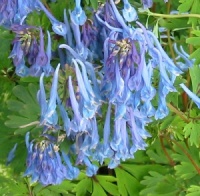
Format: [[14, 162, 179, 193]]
[[142, 0, 153, 9]]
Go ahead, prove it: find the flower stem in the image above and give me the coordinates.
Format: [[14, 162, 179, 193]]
[[148, 12, 200, 20]]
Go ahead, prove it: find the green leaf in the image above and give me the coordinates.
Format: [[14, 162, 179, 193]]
[[178, 0, 193, 13], [90, 0, 98, 10], [172, 142, 200, 180], [96, 175, 119, 196], [189, 64, 200, 93], [121, 164, 167, 181], [34, 180, 75, 195], [190, 48, 200, 65], [174, 162, 198, 179], [187, 37, 200, 47], [184, 122, 200, 147], [146, 139, 172, 164], [12, 85, 36, 105], [115, 167, 140, 196], [92, 180, 107, 196], [187, 185, 200, 196], [75, 176, 92, 196], [5, 84, 40, 135], [140, 171, 179, 196]]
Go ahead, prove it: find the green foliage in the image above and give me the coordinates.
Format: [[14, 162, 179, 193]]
[[5, 83, 40, 135], [183, 121, 200, 147]]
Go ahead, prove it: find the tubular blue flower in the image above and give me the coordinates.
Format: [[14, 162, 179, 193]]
[[24, 134, 77, 186], [38, 64, 60, 128], [180, 83, 200, 108], [83, 157, 98, 177], [68, 76, 87, 132], [109, 0, 130, 32], [71, 0, 87, 25], [15, 59, 30, 77], [6, 143, 18, 165], [70, 13, 89, 59], [43, 31, 54, 76], [62, 152, 80, 180], [57, 96, 71, 136], [36, 0, 67, 36], [30, 27, 48, 77], [64, 9, 73, 46], [174, 43, 193, 71], [73, 59, 99, 119], [122, 0, 138, 22]]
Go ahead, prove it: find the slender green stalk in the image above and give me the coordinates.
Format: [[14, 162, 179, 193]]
[[148, 12, 200, 19]]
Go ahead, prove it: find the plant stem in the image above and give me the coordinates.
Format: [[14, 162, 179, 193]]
[[19, 121, 40, 128], [148, 12, 200, 20], [159, 135, 175, 166], [167, 103, 190, 123]]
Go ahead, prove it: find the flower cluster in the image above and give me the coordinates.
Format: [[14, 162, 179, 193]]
[[0, 0, 36, 28], [4, 0, 192, 186], [9, 25, 54, 77]]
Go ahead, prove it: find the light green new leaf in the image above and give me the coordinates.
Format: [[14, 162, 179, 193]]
[[187, 185, 200, 196], [174, 162, 197, 179]]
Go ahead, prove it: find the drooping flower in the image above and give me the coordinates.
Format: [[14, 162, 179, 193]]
[[30, 27, 48, 76], [36, 0, 67, 36], [37, 64, 60, 129], [122, 0, 138, 22], [180, 83, 200, 109], [24, 132, 79, 186]]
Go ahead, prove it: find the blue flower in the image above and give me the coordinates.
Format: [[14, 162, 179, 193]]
[[174, 43, 193, 71], [180, 83, 200, 108], [30, 27, 48, 77], [24, 132, 79, 185], [6, 143, 18, 165], [122, 0, 138, 22], [38, 64, 60, 128], [36, 0, 67, 36], [71, 0, 87, 25], [43, 31, 54, 76]]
